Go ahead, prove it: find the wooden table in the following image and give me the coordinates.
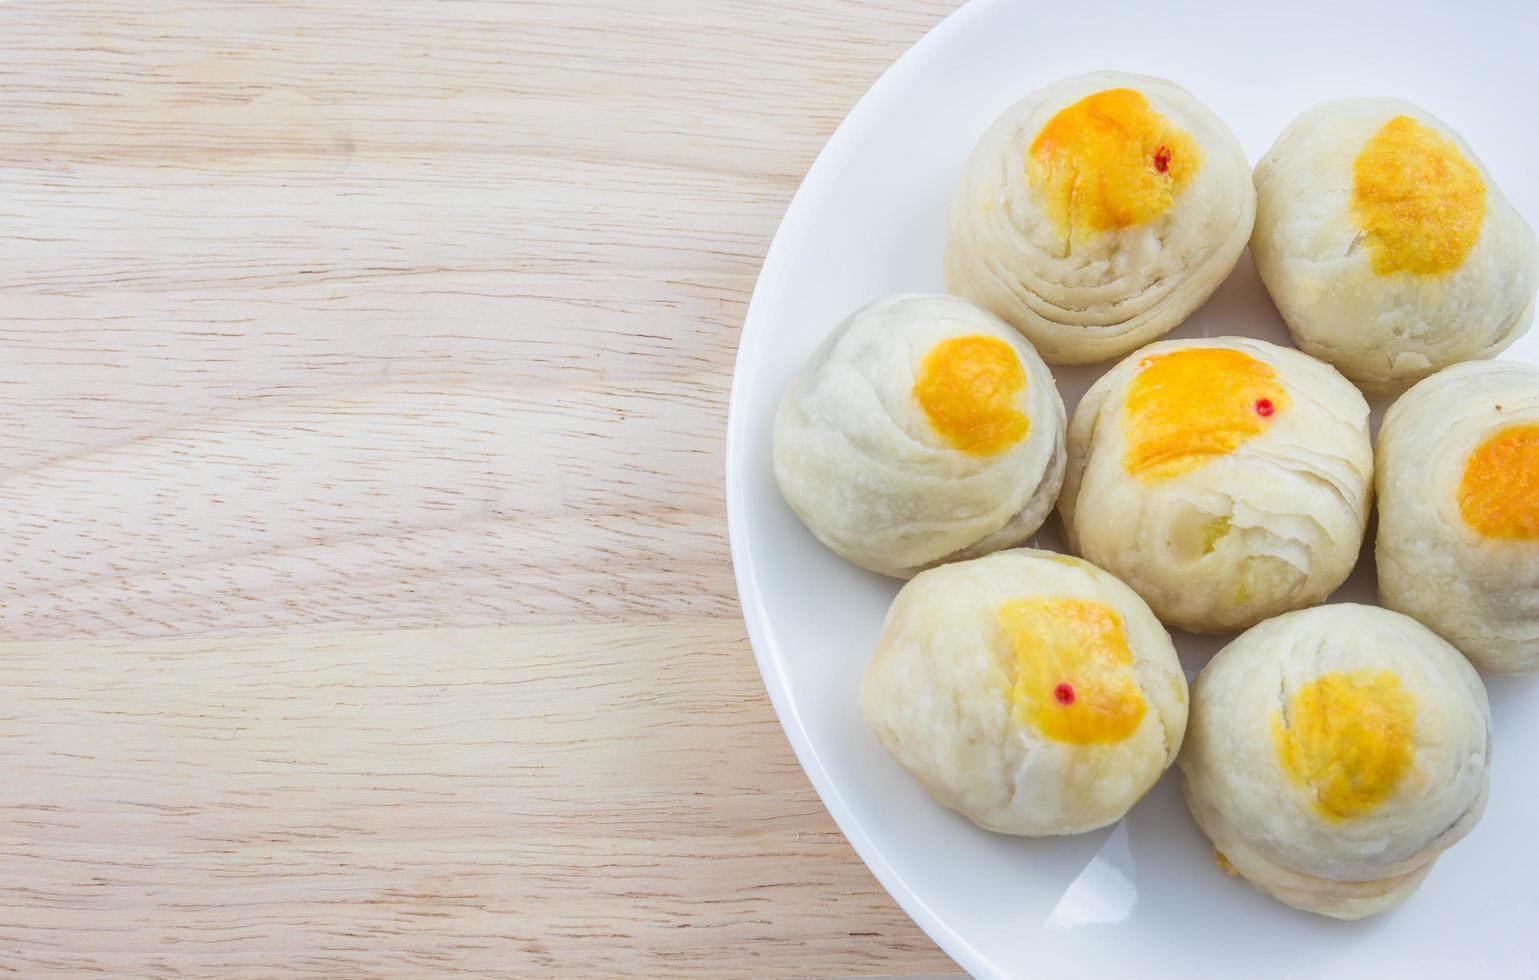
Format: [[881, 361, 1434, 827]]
[[1, 1, 964, 975]]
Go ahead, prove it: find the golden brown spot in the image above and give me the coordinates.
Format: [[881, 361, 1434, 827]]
[[1214, 851, 1238, 877], [1458, 423, 1539, 539], [1027, 88, 1200, 245], [913, 335, 1030, 456], [999, 597, 1146, 745], [1272, 670, 1416, 822], [1121, 348, 1288, 482], [1352, 115, 1486, 276]]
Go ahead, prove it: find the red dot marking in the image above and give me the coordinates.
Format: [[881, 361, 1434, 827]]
[[1054, 683, 1076, 706], [1153, 146, 1171, 174], [1255, 398, 1274, 417]]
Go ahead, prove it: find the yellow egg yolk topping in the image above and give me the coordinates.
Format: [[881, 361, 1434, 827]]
[[1352, 115, 1486, 276], [1272, 670, 1416, 822], [1027, 88, 1200, 245], [999, 597, 1147, 745], [1458, 423, 1539, 540], [913, 335, 1030, 456], [1121, 348, 1288, 483]]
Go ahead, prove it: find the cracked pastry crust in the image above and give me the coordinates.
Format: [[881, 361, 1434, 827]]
[[1377, 360, 1539, 672], [1059, 337, 1372, 633], [1179, 604, 1491, 919], [860, 549, 1187, 836], [773, 293, 1067, 579], [1252, 99, 1539, 395], [943, 71, 1254, 365]]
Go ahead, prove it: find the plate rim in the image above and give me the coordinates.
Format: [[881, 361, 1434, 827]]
[[725, 0, 1539, 974], [724, 1, 1006, 975]]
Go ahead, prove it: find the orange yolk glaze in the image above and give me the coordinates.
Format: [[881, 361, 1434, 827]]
[[1272, 670, 1416, 822], [913, 335, 1030, 456], [1121, 348, 1288, 483], [1352, 115, 1486, 276], [998, 597, 1146, 745], [1458, 423, 1539, 540], [1027, 88, 1200, 244]]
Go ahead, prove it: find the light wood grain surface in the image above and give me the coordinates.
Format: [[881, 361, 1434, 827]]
[[0, 1, 965, 975]]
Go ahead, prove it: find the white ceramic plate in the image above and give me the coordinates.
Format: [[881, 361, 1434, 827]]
[[726, 0, 1539, 975]]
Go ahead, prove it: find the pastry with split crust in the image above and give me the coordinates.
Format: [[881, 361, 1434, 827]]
[[1060, 337, 1372, 633]]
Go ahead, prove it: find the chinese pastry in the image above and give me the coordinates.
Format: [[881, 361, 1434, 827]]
[[774, 293, 1066, 578], [1252, 99, 1538, 394], [861, 549, 1187, 835], [1180, 604, 1490, 919], [1060, 337, 1372, 633], [944, 71, 1254, 364]]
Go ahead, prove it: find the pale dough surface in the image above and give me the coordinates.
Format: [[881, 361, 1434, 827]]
[[1179, 604, 1491, 919], [860, 549, 1187, 836], [1060, 337, 1372, 633], [944, 70, 1254, 365], [1252, 99, 1539, 395], [774, 293, 1066, 578], [1376, 360, 1539, 672]]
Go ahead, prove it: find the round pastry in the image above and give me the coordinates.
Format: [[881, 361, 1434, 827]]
[[773, 293, 1066, 578], [1059, 337, 1372, 633], [860, 549, 1187, 836], [1179, 604, 1491, 920], [1377, 360, 1539, 672], [943, 71, 1254, 365], [1252, 98, 1539, 395]]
